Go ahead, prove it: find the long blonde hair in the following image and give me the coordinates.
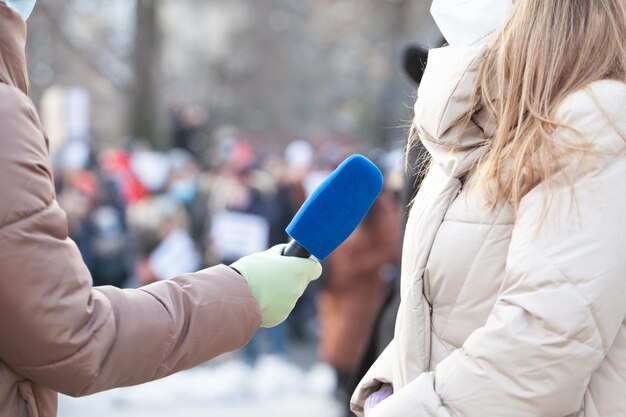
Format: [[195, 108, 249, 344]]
[[412, 0, 626, 212]]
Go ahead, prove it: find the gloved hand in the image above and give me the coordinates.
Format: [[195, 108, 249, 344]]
[[364, 388, 393, 416], [231, 244, 322, 328]]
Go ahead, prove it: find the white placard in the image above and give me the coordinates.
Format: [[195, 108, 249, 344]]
[[210, 210, 270, 261]]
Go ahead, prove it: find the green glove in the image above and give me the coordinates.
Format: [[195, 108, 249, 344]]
[[231, 244, 322, 328]]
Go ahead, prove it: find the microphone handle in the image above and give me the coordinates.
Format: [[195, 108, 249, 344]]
[[282, 239, 312, 258]]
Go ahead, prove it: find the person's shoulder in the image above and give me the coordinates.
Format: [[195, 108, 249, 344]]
[[0, 83, 44, 144], [0, 83, 54, 229], [0, 82, 37, 118], [0, 82, 48, 154], [556, 80, 626, 121], [556, 80, 626, 153]]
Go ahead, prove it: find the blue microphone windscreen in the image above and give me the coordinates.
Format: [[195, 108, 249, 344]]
[[286, 154, 384, 260]]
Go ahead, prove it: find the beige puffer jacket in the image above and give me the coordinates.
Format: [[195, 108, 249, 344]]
[[0, 4, 261, 417], [352, 3, 626, 417]]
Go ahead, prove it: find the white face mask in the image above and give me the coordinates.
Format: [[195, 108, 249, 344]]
[[431, 0, 513, 46], [5, 0, 37, 21]]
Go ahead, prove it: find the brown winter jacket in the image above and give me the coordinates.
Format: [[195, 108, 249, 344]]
[[0, 4, 262, 416]]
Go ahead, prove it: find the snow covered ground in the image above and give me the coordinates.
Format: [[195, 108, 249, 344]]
[[58, 355, 343, 417]]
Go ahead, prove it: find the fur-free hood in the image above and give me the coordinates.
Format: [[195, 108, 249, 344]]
[[431, 0, 513, 46], [0, 1, 28, 94]]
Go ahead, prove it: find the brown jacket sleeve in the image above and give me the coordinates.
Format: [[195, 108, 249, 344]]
[[0, 85, 262, 397]]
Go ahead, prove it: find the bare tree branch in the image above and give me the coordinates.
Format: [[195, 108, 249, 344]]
[[38, 1, 135, 90]]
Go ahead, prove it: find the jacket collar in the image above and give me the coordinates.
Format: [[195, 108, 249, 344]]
[[0, 1, 29, 94], [431, 0, 513, 47], [418, 125, 491, 181], [414, 0, 513, 179], [413, 44, 495, 179]]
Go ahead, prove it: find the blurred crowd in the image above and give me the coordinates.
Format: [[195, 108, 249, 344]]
[[53, 113, 406, 412]]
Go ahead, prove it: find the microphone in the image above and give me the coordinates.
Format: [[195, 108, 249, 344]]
[[283, 154, 384, 260]]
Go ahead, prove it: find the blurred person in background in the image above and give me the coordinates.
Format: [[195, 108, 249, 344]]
[[125, 147, 206, 286], [204, 140, 293, 366], [318, 154, 401, 417], [204, 139, 276, 265], [166, 148, 208, 255], [169, 104, 210, 158], [0, 3, 322, 417], [128, 195, 202, 285], [354, 1, 626, 416], [99, 148, 148, 206], [56, 142, 134, 288]]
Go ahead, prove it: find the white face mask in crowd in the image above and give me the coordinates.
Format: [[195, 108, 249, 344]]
[[5, 0, 37, 21], [430, 0, 513, 46]]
